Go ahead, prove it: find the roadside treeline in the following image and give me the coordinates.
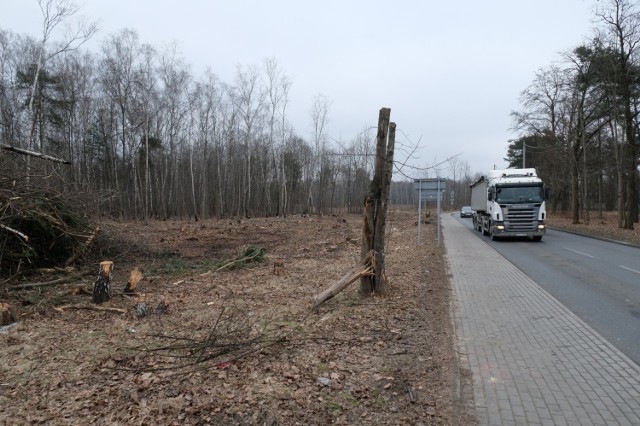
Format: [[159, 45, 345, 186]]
[[0, 23, 391, 221], [2, 1, 638, 230], [509, 0, 640, 229]]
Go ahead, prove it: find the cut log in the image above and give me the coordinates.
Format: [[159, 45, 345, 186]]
[[313, 251, 375, 309]]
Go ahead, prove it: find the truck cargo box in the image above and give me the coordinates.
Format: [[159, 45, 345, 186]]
[[470, 177, 488, 212]]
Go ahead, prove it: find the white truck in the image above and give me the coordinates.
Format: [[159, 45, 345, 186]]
[[470, 168, 548, 241]]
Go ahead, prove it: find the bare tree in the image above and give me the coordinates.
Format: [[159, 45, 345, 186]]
[[99, 29, 140, 217], [263, 57, 291, 217], [134, 43, 158, 222], [157, 43, 191, 219], [192, 70, 223, 219], [309, 93, 331, 214], [595, 0, 640, 228], [511, 65, 572, 215], [232, 64, 265, 217], [28, 0, 96, 152]]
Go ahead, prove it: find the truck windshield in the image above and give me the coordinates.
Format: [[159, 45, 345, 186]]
[[495, 185, 544, 203]]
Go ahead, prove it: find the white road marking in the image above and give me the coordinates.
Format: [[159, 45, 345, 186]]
[[565, 247, 595, 258], [619, 265, 640, 275]]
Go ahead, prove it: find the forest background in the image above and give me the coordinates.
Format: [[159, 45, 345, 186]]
[[1, 0, 639, 275]]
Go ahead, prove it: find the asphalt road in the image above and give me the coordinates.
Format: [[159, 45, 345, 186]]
[[453, 213, 640, 365]]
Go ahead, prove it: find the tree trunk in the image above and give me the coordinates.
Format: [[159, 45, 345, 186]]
[[144, 115, 150, 222], [190, 147, 198, 221], [373, 122, 396, 293], [623, 101, 636, 230], [582, 136, 590, 225], [280, 150, 287, 216], [360, 107, 394, 294], [570, 144, 580, 224], [609, 121, 625, 228]]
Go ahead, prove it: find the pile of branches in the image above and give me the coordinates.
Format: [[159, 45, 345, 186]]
[[214, 246, 267, 271], [0, 178, 96, 278], [125, 305, 310, 375]]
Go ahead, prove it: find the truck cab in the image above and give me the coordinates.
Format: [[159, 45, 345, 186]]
[[471, 169, 547, 241]]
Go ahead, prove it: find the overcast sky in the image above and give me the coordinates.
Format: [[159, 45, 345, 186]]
[[1, 0, 596, 179]]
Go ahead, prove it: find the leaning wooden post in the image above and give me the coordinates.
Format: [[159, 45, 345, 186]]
[[360, 107, 394, 294]]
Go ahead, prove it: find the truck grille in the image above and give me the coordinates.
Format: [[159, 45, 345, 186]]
[[502, 205, 538, 231]]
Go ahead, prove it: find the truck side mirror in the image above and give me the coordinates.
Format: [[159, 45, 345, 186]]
[[487, 191, 493, 201], [544, 187, 550, 200]]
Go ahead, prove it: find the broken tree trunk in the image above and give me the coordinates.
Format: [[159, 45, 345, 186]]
[[312, 251, 375, 309], [361, 107, 396, 294]]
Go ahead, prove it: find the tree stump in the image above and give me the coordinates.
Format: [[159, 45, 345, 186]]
[[93, 260, 114, 304], [123, 267, 142, 294], [0, 302, 17, 326]]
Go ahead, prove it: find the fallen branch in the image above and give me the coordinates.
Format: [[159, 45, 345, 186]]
[[54, 304, 126, 314], [215, 255, 256, 271], [8, 270, 94, 290], [0, 223, 29, 242], [1, 143, 71, 164], [312, 250, 376, 309], [215, 247, 266, 271]]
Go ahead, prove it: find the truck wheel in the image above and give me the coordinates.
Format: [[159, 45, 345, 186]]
[[482, 224, 489, 236], [532, 236, 542, 241]]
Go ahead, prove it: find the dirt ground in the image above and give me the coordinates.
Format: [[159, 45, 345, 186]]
[[547, 211, 640, 247], [0, 207, 472, 425]]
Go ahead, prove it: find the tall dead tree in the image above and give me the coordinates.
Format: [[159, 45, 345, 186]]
[[361, 107, 396, 294], [312, 108, 395, 309]]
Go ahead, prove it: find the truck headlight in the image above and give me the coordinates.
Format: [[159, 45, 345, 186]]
[[496, 225, 505, 230], [538, 224, 545, 229]]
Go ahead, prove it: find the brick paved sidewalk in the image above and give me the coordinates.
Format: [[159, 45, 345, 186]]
[[442, 214, 640, 425]]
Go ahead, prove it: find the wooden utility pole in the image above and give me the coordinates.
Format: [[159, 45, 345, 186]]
[[360, 108, 396, 294]]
